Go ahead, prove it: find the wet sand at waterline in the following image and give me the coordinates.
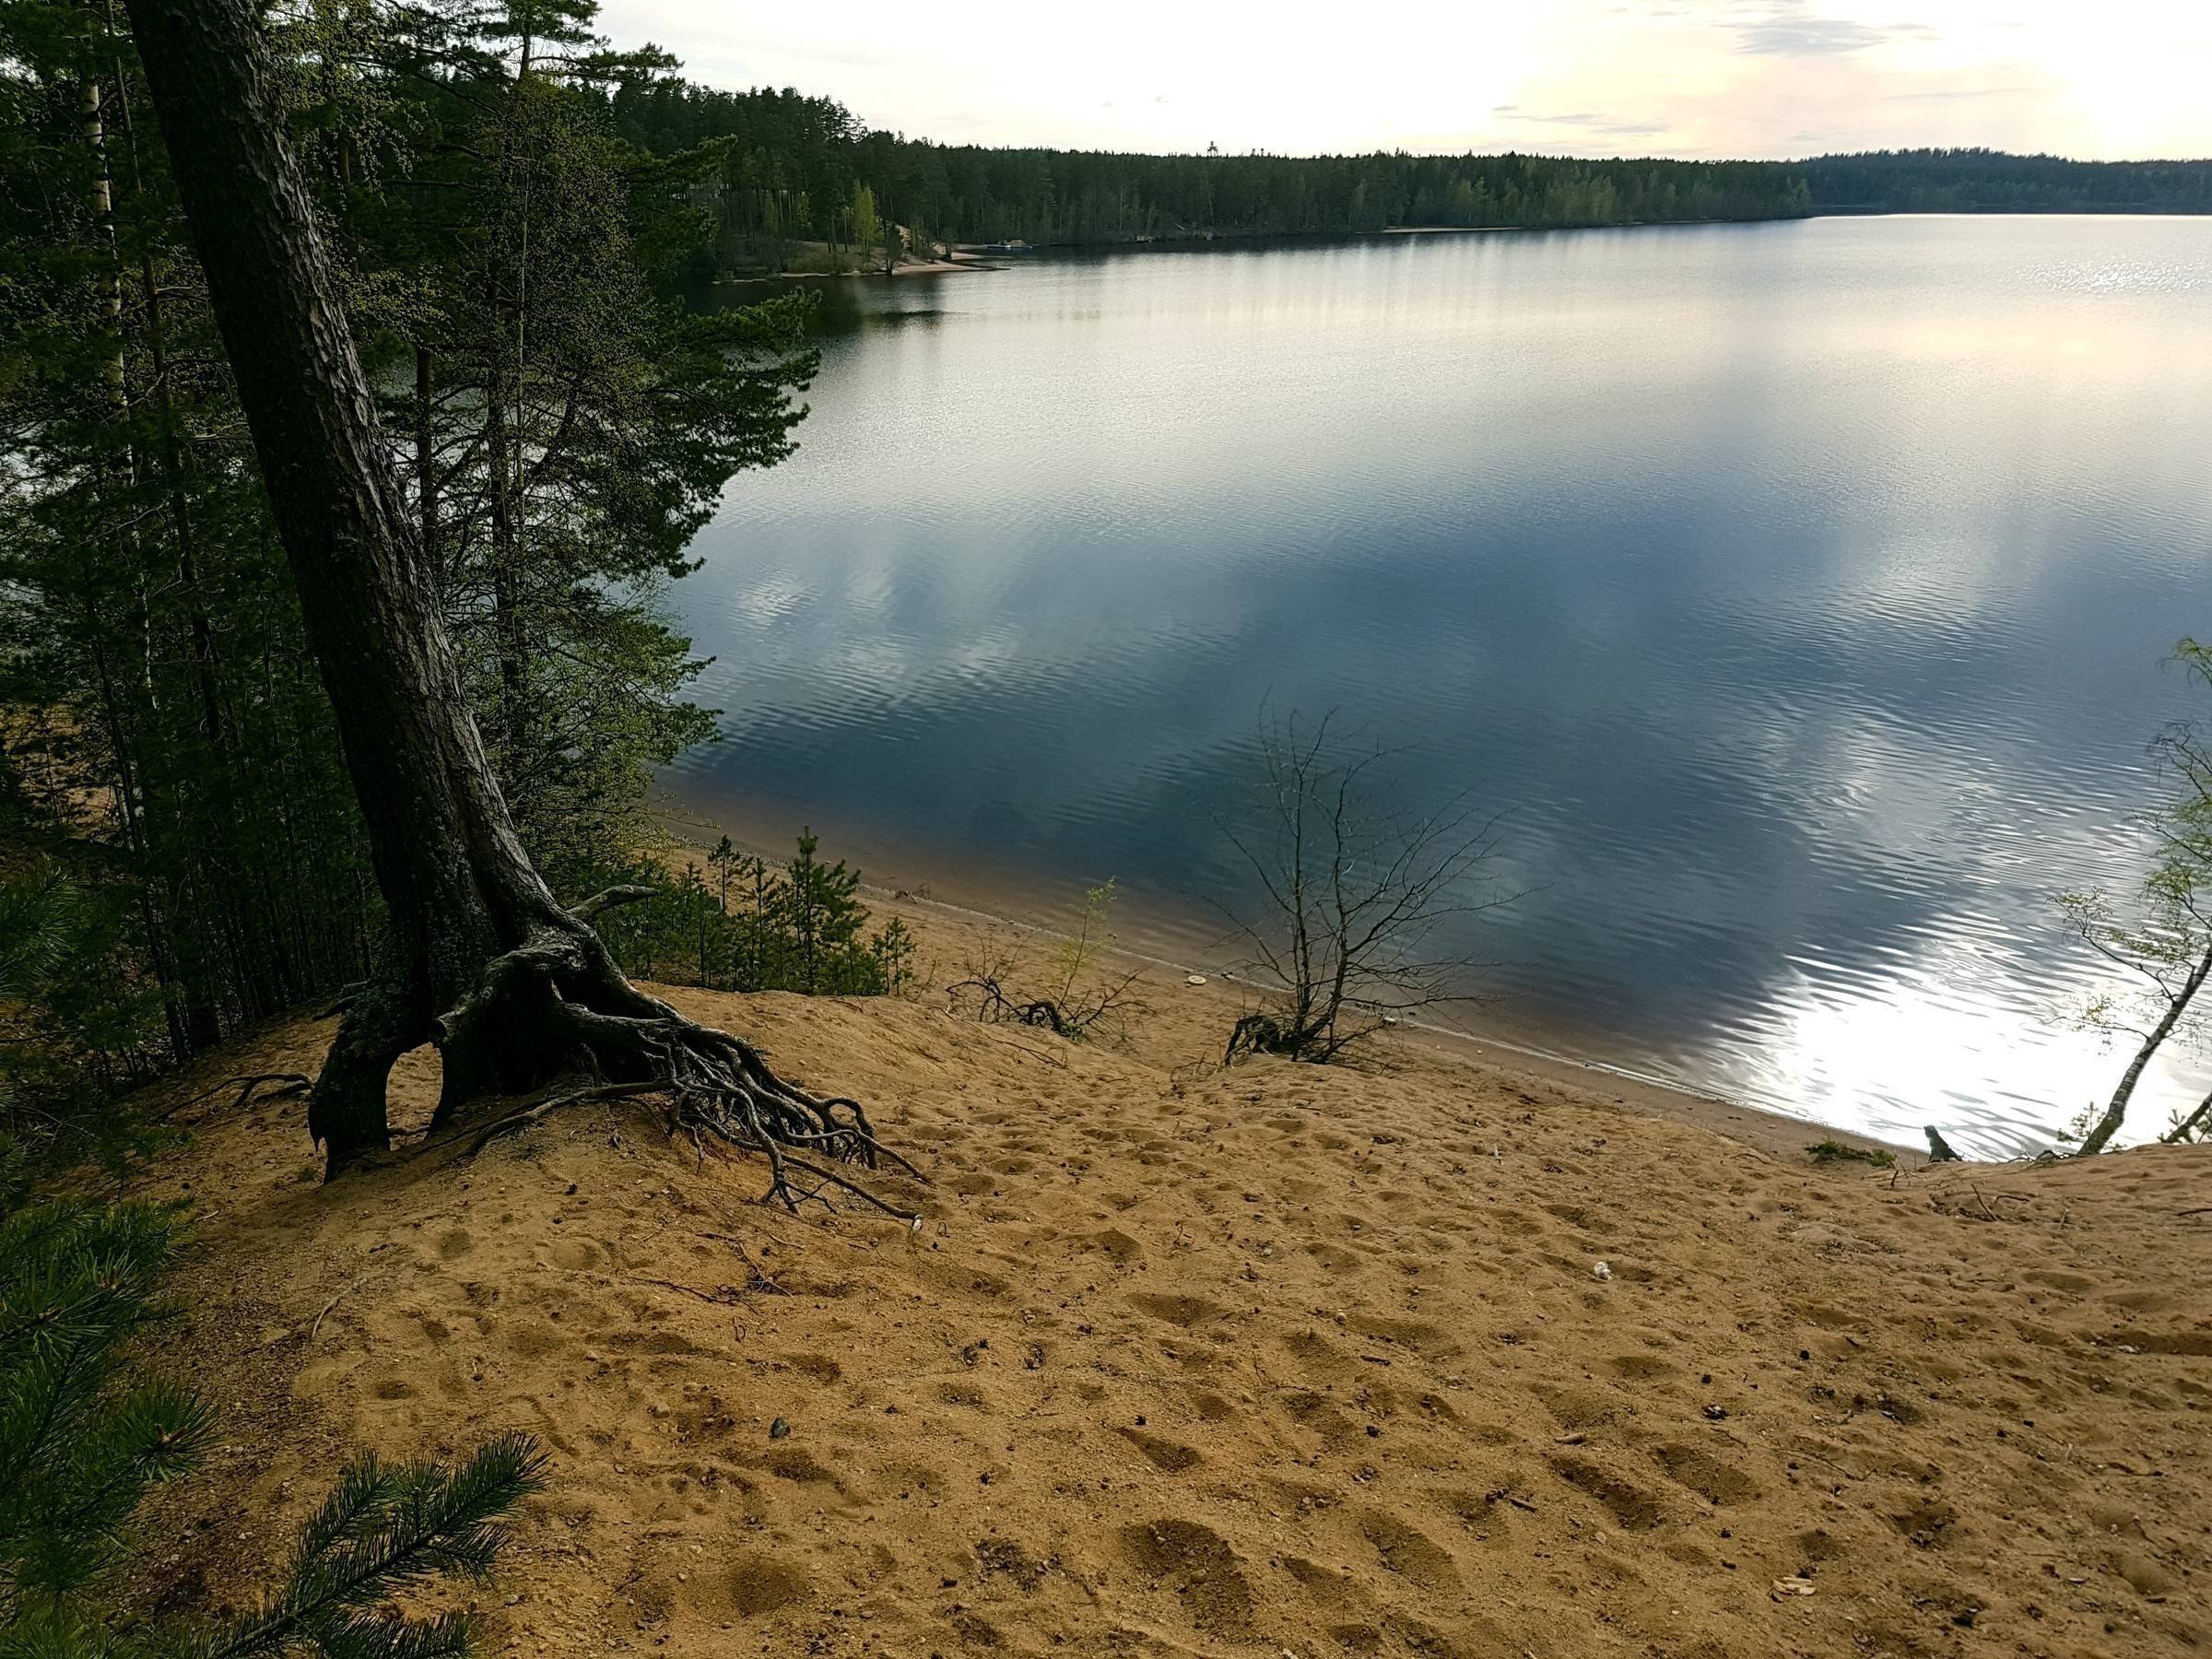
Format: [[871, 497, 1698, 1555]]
[[655, 802, 1916, 1161]]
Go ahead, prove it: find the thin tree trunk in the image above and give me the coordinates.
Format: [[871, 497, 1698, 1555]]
[[109, 28, 228, 748], [87, 628, 192, 1060], [415, 341, 438, 577], [481, 349, 528, 772], [2079, 941, 2212, 1154], [2162, 1089, 2212, 1146], [82, 75, 125, 398]]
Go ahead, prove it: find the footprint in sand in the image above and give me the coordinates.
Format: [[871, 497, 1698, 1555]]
[[1090, 1228, 1144, 1265], [1118, 1519, 1252, 1636], [1549, 1455, 1666, 1530], [1114, 1427, 1203, 1471], [1281, 1555, 1360, 1608], [726, 1553, 810, 1617], [1128, 1291, 1226, 1327], [1649, 1442, 1758, 1505], [1358, 1509, 1462, 1591]]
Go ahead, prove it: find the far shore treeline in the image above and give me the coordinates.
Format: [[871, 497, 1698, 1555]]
[[605, 82, 2212, 274]]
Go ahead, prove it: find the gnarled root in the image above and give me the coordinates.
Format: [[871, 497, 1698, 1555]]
[[1224, 1012, 1289, 1065], [444, 919, 925, 1223]]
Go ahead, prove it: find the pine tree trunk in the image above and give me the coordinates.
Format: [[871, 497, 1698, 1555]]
[[122, 0, 901, 1207], [123, 0, 579, 1168]]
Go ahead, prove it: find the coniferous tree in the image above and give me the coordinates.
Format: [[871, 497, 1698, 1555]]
[[118, 0, 909, 1207], [0, 1201, 208, 1636], [1, 0, 845, 1157]]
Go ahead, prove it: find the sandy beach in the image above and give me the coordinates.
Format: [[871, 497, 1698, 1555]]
[[115, 921, 2212, 1656]]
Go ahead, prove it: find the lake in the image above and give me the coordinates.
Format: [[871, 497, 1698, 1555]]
[[663, 215, 2212, 1154]]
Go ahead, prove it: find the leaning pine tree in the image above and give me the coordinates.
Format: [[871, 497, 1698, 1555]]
[[120, 0, 917, 1214]]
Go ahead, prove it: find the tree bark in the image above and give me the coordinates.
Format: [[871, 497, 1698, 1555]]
[[2077, 940, 2212, 1155], [2161, 1088, 2212, 1146], [122, 0, 589, 1169], [121, 0, 905, 1211], [414, 341, 438, 578]]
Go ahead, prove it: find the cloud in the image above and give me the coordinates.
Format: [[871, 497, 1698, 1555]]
[[1883, 85, 2034, 102], [1731, 3, 1933, 58], [1506, 111, 1671, 137]]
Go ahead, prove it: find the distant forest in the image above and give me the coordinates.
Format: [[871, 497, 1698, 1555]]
[[606, 84, 1809, 272], [604, 85, 2212, 276], [1798, 148, 2212, 215]]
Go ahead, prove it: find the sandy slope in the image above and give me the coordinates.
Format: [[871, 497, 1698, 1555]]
[[117, 964, 2209, 1658]]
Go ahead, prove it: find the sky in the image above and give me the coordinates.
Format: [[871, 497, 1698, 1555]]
[[593, 0, 2212, 162]]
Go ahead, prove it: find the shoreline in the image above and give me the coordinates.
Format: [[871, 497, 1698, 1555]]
[[653, 796, 1921, 1165], [703, 211, 2212, 288]]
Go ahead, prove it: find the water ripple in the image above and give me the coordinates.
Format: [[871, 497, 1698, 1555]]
[[671, 216, 2212, 1152]]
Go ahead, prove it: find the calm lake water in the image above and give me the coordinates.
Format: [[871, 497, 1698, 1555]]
[[664, 216, 2212, 1154]]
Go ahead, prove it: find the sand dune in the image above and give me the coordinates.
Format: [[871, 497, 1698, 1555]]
[[120, 955, 2208, 1656]]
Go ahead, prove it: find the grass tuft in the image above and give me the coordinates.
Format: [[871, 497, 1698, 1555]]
[[1806, 1138, 1896, 1169]]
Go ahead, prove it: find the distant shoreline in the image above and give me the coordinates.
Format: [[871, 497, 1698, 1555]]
[[708, 208, 2212, 287]]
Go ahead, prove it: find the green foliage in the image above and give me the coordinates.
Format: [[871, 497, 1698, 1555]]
[[0, 1201, 207, 1624], [1799, 148, 2212, 216], [585, 832, 912, 997], [1041, 881, 1140, 1039], [611, 81, 1816, 274], [0, 1198, 542, 1659], [0, 870, 78, 1005], [157, 1431, 547, 1659], [0, 871, 168, 1199], [1, 0, 379, 1070], [0, 0, 813, 1120], [352, 28, 818, 875], [609, 84, 2212, 275], [2057, 641, 2212, 1153], [1804, 1138, 1895, 1170]]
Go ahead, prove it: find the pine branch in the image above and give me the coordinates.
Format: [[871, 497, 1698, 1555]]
[[186, 1433, 545, 1659]]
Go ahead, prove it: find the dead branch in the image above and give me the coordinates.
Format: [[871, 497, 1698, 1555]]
[[1216, 708, 1519, 1065], [573, 883, 658, 923], [944, 900, 1147, 1045], [154, 1071, 313, 1124]]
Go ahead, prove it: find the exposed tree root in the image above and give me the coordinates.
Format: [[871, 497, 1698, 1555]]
[[438, 920, 927, 1223], [309, 884, 927, 1222], [466, 1065, 925, 1225]]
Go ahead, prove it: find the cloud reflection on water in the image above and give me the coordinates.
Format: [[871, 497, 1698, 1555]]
[[668, 218, 2212, 1152]]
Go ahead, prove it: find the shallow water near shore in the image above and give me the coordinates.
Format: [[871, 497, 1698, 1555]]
[[663, 216, 2212, 1155]]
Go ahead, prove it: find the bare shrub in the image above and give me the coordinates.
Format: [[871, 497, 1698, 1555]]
[[1218, 711, 1515, 1065], [947, 882, 1147, 1041]]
